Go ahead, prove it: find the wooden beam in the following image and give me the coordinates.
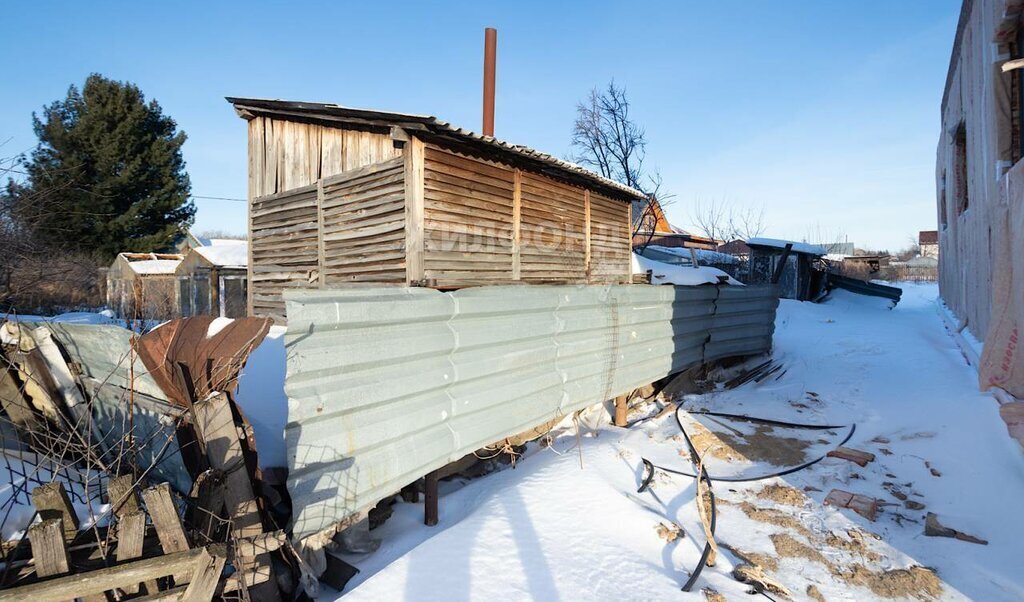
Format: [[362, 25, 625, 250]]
[[0, 545, 219, 601], [614, 395, 628, 427], [193, 394, 279, 601], [625, 200, 633, 283], [424, 469, 439, 527], [584, 189, 592, 281], [404, 136, 426, 284], [316, 178, 326, 288], [390, 126, 410, 143], [512, 169, 522, 281], [1003, 57, 1024, 72], [27, 519, 69, 578]]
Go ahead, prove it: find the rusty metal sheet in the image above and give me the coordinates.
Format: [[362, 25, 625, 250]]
[[136, 316, 273, 407]]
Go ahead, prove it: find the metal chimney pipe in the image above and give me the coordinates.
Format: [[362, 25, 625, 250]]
[[483, 27, 497, 137]]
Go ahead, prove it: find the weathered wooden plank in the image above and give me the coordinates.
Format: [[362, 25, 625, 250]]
[[107, 474, 140, 517], [114, 510, 148, 594], [141, 483, 190, 555], [28, 519, 69, 578], [405, 137, 426, 284], [584, 189, 592, 279], [31, 483, 78, 541], [0, 545, 217, 601]]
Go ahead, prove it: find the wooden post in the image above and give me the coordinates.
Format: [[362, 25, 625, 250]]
[[614, 395, 629, 427], [316, 178, 326, 288], [107, 474, 140, 516], [31, 482, 78, 541], [512, 168, 522, 280], [404, 137, 426, 285], [584, 189, 592, 281], [424, 470, 439, 527], [400, 482, 419, 504], [28, 519, 69, 578], [193, 394, 279, 601]]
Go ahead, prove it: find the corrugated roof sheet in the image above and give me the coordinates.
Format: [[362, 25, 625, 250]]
[[226, 97, 647, 201]]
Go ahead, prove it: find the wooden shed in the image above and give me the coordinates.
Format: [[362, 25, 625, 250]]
[[228, 97, 648, 321], [745, 238, 828, 301], [174, 243, 249, 318], [106, 253, 183, 320]]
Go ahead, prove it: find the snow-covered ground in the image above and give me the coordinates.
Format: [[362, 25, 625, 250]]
[[323, 283, 1024, 601]]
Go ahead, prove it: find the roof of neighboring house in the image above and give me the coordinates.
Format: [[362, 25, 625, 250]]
[[632, 198, 675, 232], [746, 237, 826, 257], [717, 239, 751, 256], [117, 253, 183, 275], [226, 97, 647, 201], [919, 230, 939, 245], [193, 242, 248, 268]]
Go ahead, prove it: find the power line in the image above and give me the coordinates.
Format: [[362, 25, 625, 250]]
[[191, 195, 247, 203], [0, 170, 247, 203]]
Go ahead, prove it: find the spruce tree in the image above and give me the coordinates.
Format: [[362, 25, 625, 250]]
[[9, 74, 194, 259]]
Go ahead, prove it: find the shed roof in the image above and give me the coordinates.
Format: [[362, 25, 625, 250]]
[[193, 242, 248, 268], [746, 237, 826, 257], [226, 97, 647, 201], [117, 253, 183, 275], [919, 230, 938, 245]]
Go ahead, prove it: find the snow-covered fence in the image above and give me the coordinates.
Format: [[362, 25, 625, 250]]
[[282, 283, 779, 540]]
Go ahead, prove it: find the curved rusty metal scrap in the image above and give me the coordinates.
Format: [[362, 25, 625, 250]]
[[136, 317, 273, 407]]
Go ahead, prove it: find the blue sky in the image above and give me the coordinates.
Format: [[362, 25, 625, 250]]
[[1, 1, 959, 250]]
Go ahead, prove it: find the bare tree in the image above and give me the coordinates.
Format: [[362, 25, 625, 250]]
[[570, 82, 672, 247], [690, 198, 766, 243], [1, 152, 103, 313]]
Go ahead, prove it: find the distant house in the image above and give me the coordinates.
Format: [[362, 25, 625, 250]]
[[175, 242, 249, 318], [631, 198, 718, 250], [106, 253, 183, 320], [919, 230, 938, 259], [841, 254, 891, 275], [717, 239, 751, 259]]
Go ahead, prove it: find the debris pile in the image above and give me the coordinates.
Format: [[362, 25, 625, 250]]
[[0, 316, 303, 599]]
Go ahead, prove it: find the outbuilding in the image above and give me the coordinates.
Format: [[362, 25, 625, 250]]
[[228, 97, 649, 321], [106, 252, 183, 320], [745, 238, 828, 301], [175, 242, 249, 318]]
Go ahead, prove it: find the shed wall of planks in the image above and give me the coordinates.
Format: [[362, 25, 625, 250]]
[[247, 130, 633, 320], [246, 116, 402, 199]]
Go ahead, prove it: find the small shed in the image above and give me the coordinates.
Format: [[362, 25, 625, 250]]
[[106, 253, 183, 319], [746, 238, 828, 301], [175, 242, 249, 318], [229, 97, 649, 321]]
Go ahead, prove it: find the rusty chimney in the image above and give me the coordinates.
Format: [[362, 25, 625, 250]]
[[483, 27, 497, 137]]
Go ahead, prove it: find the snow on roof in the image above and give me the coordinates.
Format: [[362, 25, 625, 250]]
[[128, 260, 180, 274], [119, 253, 182, 275], [644, 245, 741, 265], [746, 237, 826, 256], [632, 253, 742, 286], [194, 242, 248, 268]]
